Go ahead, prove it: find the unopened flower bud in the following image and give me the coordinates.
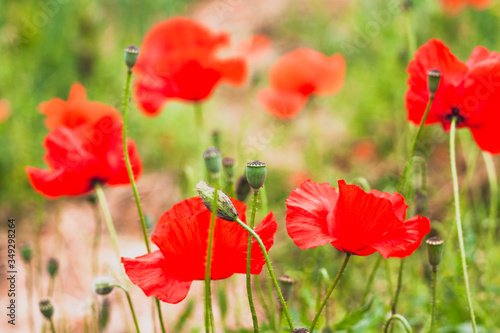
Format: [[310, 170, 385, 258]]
[[427, 69, 441, 97], [124, 45, 140, 70], [246, 160, 267, 191], [21, 243, 32, 263], [278, 275, 295, 303], [196, 181, 238, 222], [203, 147, 222, 176], [236, 175, 251, 202], [426, 237, 444, 268], [47, 258, 59, 278], [39, 297, 54, 319], [93, 277, 115, 295]]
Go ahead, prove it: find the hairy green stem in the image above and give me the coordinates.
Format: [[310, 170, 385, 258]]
[[310, 254, 351, 333], [94, 183, 120, 259], [246, 191, 260, 332], [236, 218, 295, 330], [430, 267, 438, 333], [449, 117, 477, 332]]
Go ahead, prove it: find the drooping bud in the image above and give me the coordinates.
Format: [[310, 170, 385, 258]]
[[93, 277, 115, 295], [196, 181, 238, 222], [426, 237, 444, 268], [203, 147, 222, 176], [124, 45, 140, 71], [278, 275, 295, 303], [236, 175, 251, 202], [246, 160, 267, 191], [427, 69, 441, 98], [47, 258, 59, 278], [39, 297, 54, 320], [98, 299, 111, 330], [21, 243, 32, 263]]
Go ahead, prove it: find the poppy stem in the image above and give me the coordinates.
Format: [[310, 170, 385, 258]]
[[94, 183, 120, 260], [235, 217, 295, 330], [361, 254, 382, 304], [430, 266, 438, 333], [449, 117, 477, 333], [390, 258, 405, 314], [483, 151, 498, 300], [49, 318, 57, 333], [310, 253, 350, 333], [246, 190, 260, 332], [383, 314, 412, 333], [112, 284, 141, 333], [204, 178, 219, 333], [121, 69, 151, 254], [154, 298, 166, 333], [92, 200, 102, 276]]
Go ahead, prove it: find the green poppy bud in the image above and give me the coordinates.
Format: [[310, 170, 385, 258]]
[[426, 236, 444, 268], [246, 160, 267, 191], [196, 181, 238, 222], [21, 243, 32, 263], [93, 277, 115, 296], [47, 258, 59, 278], [427, 69, 441, 98], [124, 45, 140, 71], [39, 297, 54, 320], [203, 147, 222, 176]]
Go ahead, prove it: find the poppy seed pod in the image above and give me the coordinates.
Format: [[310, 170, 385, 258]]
[[196, 181, 238, 222], [223, 157, 235, 179], [124, 45, 140, 70], [47, 258, 59, 278], [246, 160, 267, 191], [21, 243, 32, 263], [203, 147, 222, 176], [93, 277, 115, 295], [426, 236, 444, 268], [278, 275, 295, 303], [427, 69, 441, 97], [39, 297, 54, 320]]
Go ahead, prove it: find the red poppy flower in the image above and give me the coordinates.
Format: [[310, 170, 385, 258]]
[[258, 48, 346, 119], [39, 83, 121, 130], [0, 99, 10, 123], [122, 197, 277, 304], [26, 116, 142, 198], [133, 17, 248, 115], [285, 180, 430, 258], [405, 39, 500, 154], [440, 0, 492, 15]]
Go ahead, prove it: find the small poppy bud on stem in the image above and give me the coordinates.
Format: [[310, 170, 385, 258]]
[[124, 45, 140, 72], [246, 160, 267, 192], [93, 276, 115, 295], [236, 175, 251, 202], [196, 181, 238, 222], [21, 243, 32, 263], [427, 69, 441, 99], [47, 258, 59, 278], [223, 157, 236, 197], [203, 147, 222, 178], [278, 275, 295, 304], [39, 297, 54, 319], [426, 236, 444, 268]]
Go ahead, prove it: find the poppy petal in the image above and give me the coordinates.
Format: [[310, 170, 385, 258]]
[[369, 190, 408, 220], [216, 58, 248, 86], [122, 251, 192, 304], [258, 88, 308, 119], [26, 167, 94, 198], [286, 180, 338, 249]]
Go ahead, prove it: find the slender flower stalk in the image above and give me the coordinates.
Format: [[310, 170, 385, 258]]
[[427, 236, 444, 333], [384, 314, 412, 333], [449, 117, 477, 332], [246, 191, 260, 332], [235, 217, 295, 330], [94, 183, 120, 259], [362, 254, 382, 304], [430, 267, 438, 332], [113, 284, 141, 333], [254, 275, 275, 329], [91, 200, 102, 276], [310, 254, 351, 333], [483, 152, 498, 297]]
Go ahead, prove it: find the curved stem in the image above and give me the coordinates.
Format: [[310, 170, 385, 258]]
[[362, 254, 382, 304], [450, 117, 477, 332], [384, 314, 412, 333], [246, 191, 260, 332], [204, 178, 219, 333], [122, 69, 151, 253], [310, 254, 351, 333], [155, 298, 166, 333], [49, 318, 57, 333], [114, 284, 141, 333], [236, 218, 295, 330], [94, 183, 120, 259], [430, 267, 438, 333]]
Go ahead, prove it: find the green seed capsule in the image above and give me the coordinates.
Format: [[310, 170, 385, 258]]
[[203, 147, 222, 175], [427, 69, 442, 97], [93, 277, 115, 296], [246, 160, 267, 190], [426, 236, 444, 268], [124, 45, 140, 70], [39, 297, 54, 319]]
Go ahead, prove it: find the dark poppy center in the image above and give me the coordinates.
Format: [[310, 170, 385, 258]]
[[444, 107, 465, 126]]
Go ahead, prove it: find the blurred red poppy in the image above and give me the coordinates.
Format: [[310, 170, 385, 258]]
[[40, 83, 121, 130], [286, 180, 430, 258], [134, 17, 248, 115], [406, 39, 500, 154], [26, 116, 142, 198], [122, 196, 277, 304], [440, 0, 492, 15], [258, 48, 346, 119], [0, 99, 10, 123]]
